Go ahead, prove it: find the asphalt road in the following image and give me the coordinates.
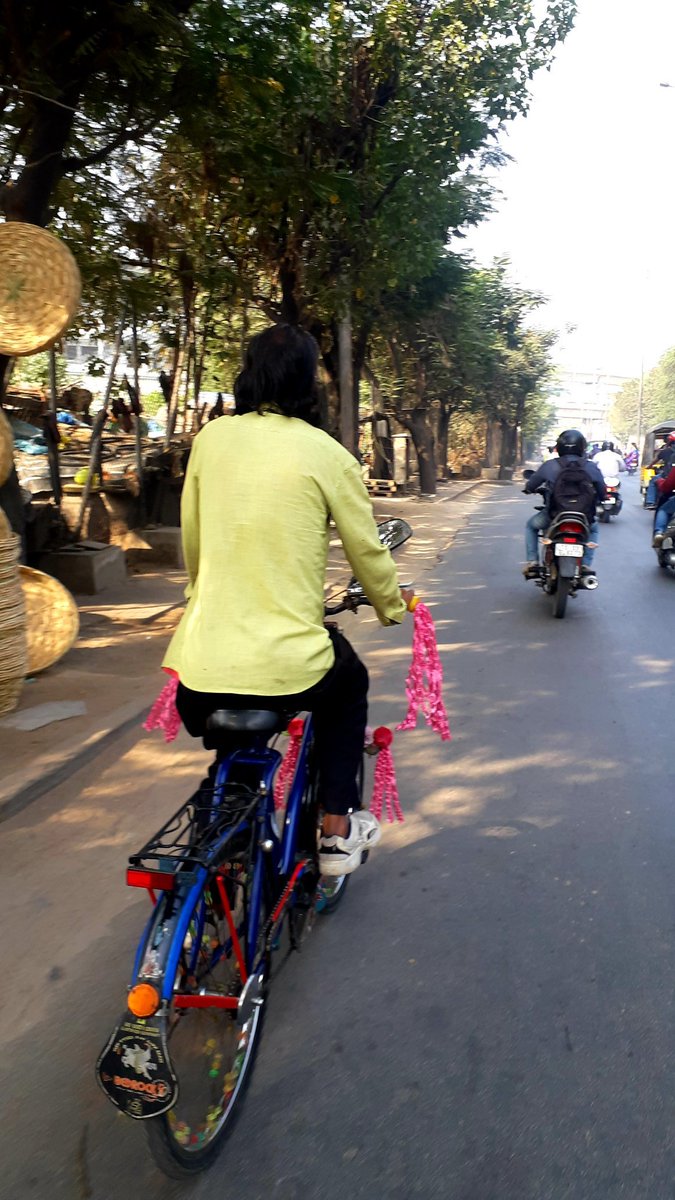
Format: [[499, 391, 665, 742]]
[[2, 477, 675, 1200]]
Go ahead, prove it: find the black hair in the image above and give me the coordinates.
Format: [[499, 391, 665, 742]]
[[234, 324, 321, 425]]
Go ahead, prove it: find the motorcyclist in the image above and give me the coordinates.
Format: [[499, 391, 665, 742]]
[[652, 462, 675, 547], [522, 429, 606, 578], [645, 434, 675, 508], [593, 441, 626, 478]]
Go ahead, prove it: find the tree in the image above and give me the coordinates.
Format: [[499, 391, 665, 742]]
[[181, 0, 576, 448], [609, 347, 675, 443]]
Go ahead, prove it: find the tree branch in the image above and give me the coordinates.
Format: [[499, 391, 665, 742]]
[[369, 167, 408, 216], [62, 113, 155, 172]]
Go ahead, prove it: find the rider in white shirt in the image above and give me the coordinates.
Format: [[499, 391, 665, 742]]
[[594, 442, 626, 478]]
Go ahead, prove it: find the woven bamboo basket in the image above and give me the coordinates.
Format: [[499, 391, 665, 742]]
[[18, 566, 80, 675], [0, 534, 27, 715], [0, 408, 13, 487], [0, 223, 81, 356]]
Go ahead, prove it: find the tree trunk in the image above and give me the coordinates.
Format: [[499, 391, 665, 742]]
[[363, 361, 392, 480], [436, 403, 451, 480], [499, 396, 527, 476], [2, 94, 79, 225], [485, 419, 503, 468], [338, 311, 357, 456], [406, 409, 437, 495], [165, 332, 187, 447]]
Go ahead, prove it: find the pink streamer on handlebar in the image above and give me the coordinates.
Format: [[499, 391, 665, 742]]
[[396, 601, 451, 741], [143, 674, 182, 743], [369, 725, 403, 823]]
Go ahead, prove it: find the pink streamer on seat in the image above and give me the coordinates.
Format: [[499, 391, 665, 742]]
[[143, 675, 182, 743], [396, 602, 451, 741], [369, 726, 403, 823], [273, 717, 305, 810]]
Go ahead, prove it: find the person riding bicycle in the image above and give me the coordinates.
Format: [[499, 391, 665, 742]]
[[163, 323, 415, 877], [522, 429, 606, 578]]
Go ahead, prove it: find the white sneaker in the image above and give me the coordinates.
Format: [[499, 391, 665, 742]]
[[318, 812, 382, 876]]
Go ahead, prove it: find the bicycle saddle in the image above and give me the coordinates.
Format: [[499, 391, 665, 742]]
[[206, 709, 288, 735]]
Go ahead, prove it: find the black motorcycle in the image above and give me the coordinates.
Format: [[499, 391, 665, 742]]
[[524, 472, 598, 619], [597, 475, 622, 522]]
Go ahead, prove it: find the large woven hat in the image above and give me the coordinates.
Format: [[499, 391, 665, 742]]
[[19, 566, 79, 674], [0, 408, 13, 487], [0, 222, 81, 356]]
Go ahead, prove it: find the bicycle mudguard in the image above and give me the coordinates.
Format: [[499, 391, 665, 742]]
[[95, 1011, 178, 1120]]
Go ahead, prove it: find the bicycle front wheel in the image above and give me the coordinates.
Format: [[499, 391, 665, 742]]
[[147, 858, 268, 1178]]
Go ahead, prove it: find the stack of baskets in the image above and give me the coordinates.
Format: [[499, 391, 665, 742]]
[[0, 526, 27, 715], [0, 408, 27, 713], [0, 222, 82, 713]]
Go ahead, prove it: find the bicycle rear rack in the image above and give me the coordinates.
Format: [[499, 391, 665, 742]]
[[127, 785, 262, 878]]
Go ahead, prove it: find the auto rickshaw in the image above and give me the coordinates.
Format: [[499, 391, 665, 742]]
[[640, 421, 675, 504]]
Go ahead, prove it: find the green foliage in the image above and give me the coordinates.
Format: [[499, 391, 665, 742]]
[[142, 391, 167, 417], [609, 347, 675, 442], [11, 351, 67, 391], [0, 0, 576, 459]]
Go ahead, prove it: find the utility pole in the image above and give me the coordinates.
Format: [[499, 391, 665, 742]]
[[637, 358, 644, 447]]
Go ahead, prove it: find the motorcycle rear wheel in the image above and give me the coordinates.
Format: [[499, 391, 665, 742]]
[[552, 577, 571, 618]]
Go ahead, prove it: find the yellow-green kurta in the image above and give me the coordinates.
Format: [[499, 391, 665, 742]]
[[163, 411, 407, 695]]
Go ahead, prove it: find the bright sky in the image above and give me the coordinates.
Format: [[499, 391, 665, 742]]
[[466, 0, 675, 380]]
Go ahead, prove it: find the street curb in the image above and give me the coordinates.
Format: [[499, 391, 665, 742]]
[[0, 697, 152, 824]]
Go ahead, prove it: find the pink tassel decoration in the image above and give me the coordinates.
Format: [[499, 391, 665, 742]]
[[144, 675, 182, 743], [397, 601, 451, 741], [369, 726, 403, 823], [273, 717, 305, 810]]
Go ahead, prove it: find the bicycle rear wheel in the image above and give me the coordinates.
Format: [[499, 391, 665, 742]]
[[146, 858, 268, 1178]]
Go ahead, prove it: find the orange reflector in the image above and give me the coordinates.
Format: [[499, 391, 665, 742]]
[[128, 983, 160, 1018]]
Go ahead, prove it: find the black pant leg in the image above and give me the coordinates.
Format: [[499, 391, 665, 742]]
[[309, 632, 368, 815]]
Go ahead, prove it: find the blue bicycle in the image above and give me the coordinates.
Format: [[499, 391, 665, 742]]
[[96, 518, 411, 1178]]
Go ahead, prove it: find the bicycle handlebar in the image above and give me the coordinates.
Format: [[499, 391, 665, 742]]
[[323, 594, 372, 617]]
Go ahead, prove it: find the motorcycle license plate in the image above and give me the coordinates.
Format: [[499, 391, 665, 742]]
[[555, 544, 583, 557]]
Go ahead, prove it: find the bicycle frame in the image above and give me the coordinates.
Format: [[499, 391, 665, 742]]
[[128, 713, 317, 1006]]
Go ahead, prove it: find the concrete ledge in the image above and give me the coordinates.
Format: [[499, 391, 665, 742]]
[[130, 526, 185, 570], [41, 542, 127, 594]]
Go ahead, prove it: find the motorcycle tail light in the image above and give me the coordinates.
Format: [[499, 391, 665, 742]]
[[559, 522, 584, 535]]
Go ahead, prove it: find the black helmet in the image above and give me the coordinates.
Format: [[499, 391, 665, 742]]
[[556, 429, 587, 457]]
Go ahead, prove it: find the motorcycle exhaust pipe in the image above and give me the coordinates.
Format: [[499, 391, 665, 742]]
[[580, 574, 599, 590]]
